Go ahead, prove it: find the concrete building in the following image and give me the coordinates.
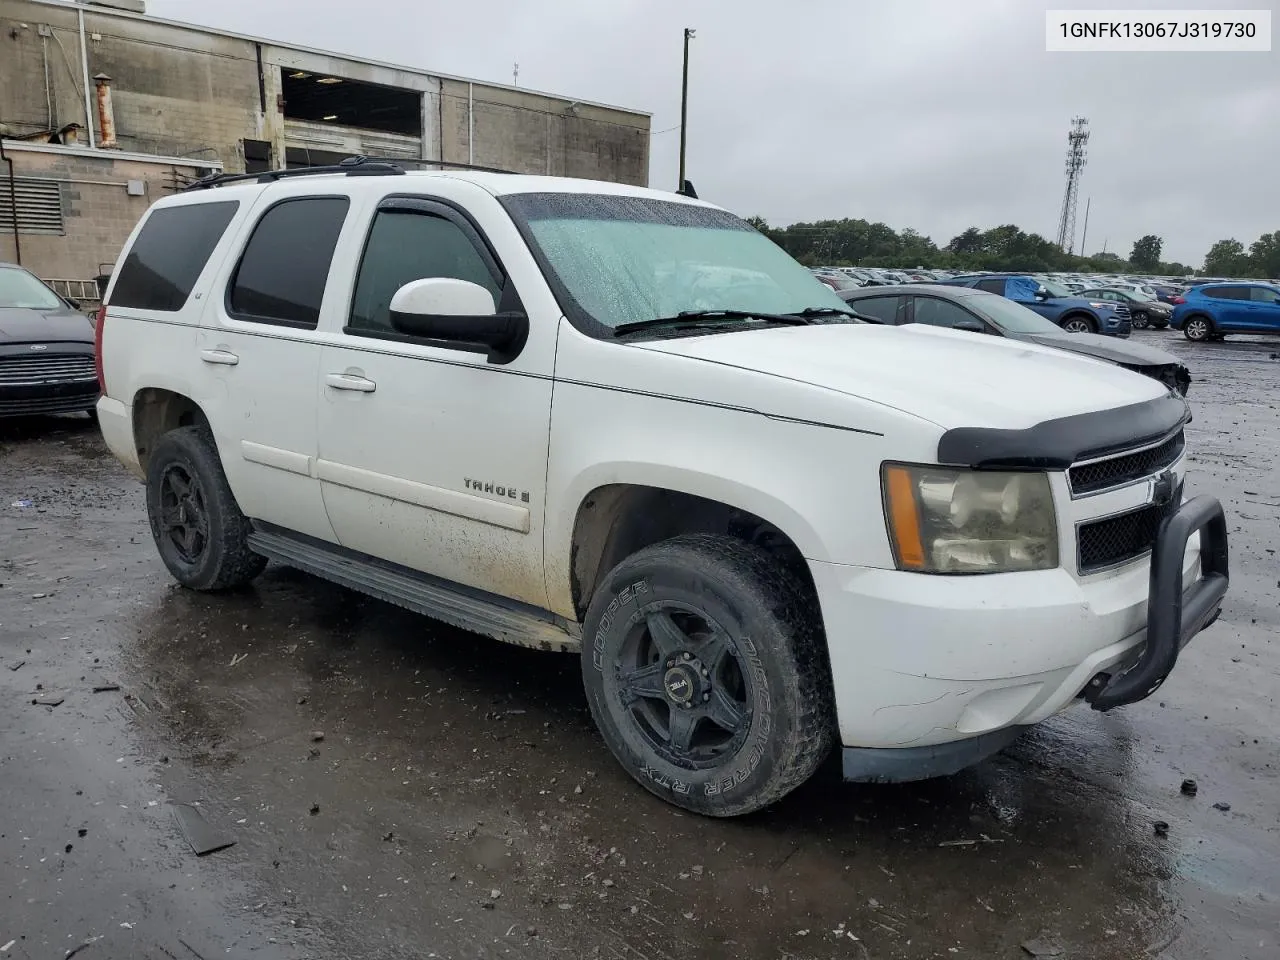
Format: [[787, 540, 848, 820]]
[[1, 0, 651, 290]]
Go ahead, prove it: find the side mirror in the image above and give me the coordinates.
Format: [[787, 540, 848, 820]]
[[389, 278, 528, 363], [952, 319, 985, 333], [64, 297, 81, 310], [1034, 287, 1049, 301]]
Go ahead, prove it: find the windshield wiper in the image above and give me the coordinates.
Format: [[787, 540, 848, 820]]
[[613, 309, 815, 336], [792, 306, 862, 319]]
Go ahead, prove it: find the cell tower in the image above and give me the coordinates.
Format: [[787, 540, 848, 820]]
[[1055, 117, 1089, 255]]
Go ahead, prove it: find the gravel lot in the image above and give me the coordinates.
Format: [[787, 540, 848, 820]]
[[1, 331, 1276, 960]]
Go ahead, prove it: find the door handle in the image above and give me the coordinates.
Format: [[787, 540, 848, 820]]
[[325, 373, 376, 393], [199, 349, 239, 366]]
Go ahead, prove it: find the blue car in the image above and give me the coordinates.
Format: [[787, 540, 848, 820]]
[[1170, 282, 1280, 342], [937, 274, 1132, 337]]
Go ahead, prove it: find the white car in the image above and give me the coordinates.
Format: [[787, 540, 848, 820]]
[[93, 161, 1229, 817]]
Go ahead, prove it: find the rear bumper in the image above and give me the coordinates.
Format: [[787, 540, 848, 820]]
[[96, 395, 143, 479]]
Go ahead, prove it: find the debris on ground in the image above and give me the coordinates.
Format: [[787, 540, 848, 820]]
[[172, 803, 236, 856], [939, 835, 1004, 847], [309, 803, 320, 816], [92, 681, 121, 693], [1021, 939, 1064, 957], [1153, 821, 1170, 838], [1213, 802, 1232, 812], [1180, 779, 1198, 796], [11, 499, 32, 508], [228, 653, 248, 667], [7, 660, 24, 671], [311, 731, 325, 742], [32, 693, 65, 707]]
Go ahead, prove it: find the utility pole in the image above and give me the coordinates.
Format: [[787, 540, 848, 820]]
[[678, 27, 695, 189], [512, 62, 519, 87], [1078, 197, 1091, 258]]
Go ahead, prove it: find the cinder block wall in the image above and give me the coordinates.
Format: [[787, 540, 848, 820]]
[[0, 149, 207, 280]]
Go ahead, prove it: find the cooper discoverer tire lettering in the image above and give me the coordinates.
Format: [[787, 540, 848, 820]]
[[581, 535, 835, 817], [145, 425, 267, 591]]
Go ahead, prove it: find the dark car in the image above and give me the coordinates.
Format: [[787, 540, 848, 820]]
[[0, 263, 99, 418], [839, 284, 1191, 395], [938, 273, 1131, 337], [1076, 287, 1173, 330]]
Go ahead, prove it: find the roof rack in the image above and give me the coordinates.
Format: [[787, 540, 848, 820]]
[[183, 155, 523, 191]]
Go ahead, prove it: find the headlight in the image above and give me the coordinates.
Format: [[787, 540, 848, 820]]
[[1087, 302, 1110, 309], [882, 464, 1058, 574]]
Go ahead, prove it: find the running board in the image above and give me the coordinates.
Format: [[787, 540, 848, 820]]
[[247, 525, 579, 653]]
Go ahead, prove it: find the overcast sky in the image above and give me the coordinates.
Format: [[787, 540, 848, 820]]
[[149, 0, 1278, 266]]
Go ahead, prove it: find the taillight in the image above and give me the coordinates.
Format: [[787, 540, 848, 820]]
[[1170, 295, 1185, 305], [94, 305, 107, 392]]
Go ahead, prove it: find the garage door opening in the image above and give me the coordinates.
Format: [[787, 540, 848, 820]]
[[281, 70, 422, 137]]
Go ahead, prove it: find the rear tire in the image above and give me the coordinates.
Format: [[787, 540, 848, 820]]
[[582, 535, 835, 817], [1183, 315, 1213, 342], [1131, 311, 1150, 330], [1061, 314, 1096, 333], [145, 426, 266, 591]]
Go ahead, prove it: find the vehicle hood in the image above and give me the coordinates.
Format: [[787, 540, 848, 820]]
[[1022, 332, 1182, 367], [0, 307, 95, 344], [633, 323, 1167, 430]]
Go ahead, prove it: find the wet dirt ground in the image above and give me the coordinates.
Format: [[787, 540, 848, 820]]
[[1, 331, 1276, 960]]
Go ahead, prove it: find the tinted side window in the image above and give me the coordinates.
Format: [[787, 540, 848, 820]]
[[1249, 287, 1280, 303], [849, 296, 903, 324], [229, 197, 349, 328], [975, 278, 1005, 295], [111, 201, 238, 312], [1204, 286, 1246, 300], [349, 210, 500, 335], [913, 297, 981, 328]]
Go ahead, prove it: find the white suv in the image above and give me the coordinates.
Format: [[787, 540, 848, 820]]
[[95, 160, 1229, 816]]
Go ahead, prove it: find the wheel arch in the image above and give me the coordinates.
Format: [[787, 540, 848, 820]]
[[562, 474, 823, 623], [132, 387, 212, 475]]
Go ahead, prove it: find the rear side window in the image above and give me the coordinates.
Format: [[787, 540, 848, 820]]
[[850, 295, 904, 324], [228, 197, 350, 329], [1203, 286, 1247, 300], [975, 278, 1005, 295], [1249, 287, 1280, 303], [111, 201, 238, 312]]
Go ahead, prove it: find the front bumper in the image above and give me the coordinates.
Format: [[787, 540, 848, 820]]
[[0, 380, 99, 417], [813, 495, 1228, 781], [1101, 314, 1132, 337]]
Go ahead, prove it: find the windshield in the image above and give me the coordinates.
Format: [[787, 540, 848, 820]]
[[0, 267, 64, 309], [1034, 276, 1073, 299], [502, 193, 849, 331], [972, 292, 1064, 334]]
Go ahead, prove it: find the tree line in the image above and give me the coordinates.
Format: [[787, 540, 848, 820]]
[[746, 216, 1280, 279]]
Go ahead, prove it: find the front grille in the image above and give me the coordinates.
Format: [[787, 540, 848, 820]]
[[0, 353, 96, 386], [1113, 304, 1131, 318], [1069, 431, 1184, 495], [1078, 502, 1168, 572]]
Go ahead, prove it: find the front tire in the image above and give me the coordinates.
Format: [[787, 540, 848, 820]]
[[582, 535, 835, 817], [1061, 314, 1096, 333], [1131, 311, 1150, 330], [1183, 315, 1213, 342], [145, 426, 266, 590]]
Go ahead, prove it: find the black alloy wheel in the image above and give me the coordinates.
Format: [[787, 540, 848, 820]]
[[157, 463, 210, 564], [613, 603, 752, 767]]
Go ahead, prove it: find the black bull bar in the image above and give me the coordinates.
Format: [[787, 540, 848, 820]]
[[1086, 495, 1229, 712]]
